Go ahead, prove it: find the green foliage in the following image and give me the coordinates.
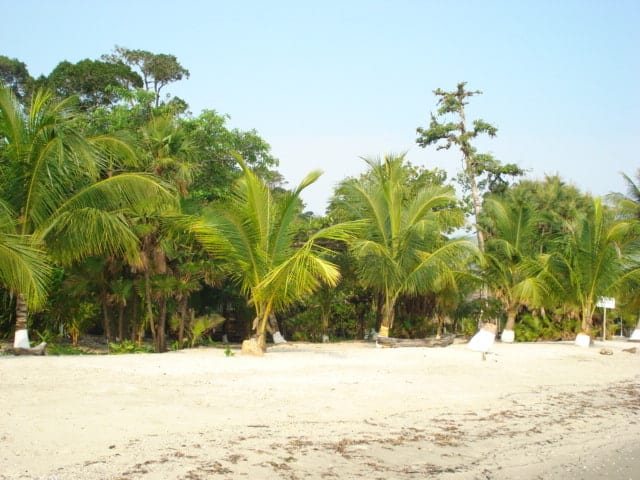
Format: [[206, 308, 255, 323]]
[[416, 82, 523, 251], [513, 313, 562, 342], [224, 345, 235, 357], [46, 59, 142, 109], [0, 56, 32, 100], [192, 154, 361, 346], [102, 46, 190, 107], [65, 302, 99, 347], [188, 313, 225, 347], [335, 153, 476, 335], [46, 343, 87, 355], [109, 340, 153, 354]]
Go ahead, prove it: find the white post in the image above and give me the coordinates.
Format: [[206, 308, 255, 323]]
[[602, 307, 607, 342]]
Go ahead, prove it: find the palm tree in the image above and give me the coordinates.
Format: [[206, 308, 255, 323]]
[[337, 154, 478, 337], [542, 198, 639, 339], [481, 196, 549, 341], [0, 85, 176, 348], [191, 155, 361, 352], [0, 200, 50, 313]]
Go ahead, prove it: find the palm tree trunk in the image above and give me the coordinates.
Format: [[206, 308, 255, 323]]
[[144, 270, 156, 344], [502, 308, 518, 343], [436, 313, 444, 339], [156, 297, 167, 352], [131, 283, 139, 342], [13, 294, 30, 348], [178, 297, 188, 348], [118, 305, 125, 341], [379, 295, 395, 337], [101, 285, 112, 341]]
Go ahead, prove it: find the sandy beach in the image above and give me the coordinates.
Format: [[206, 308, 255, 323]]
[[1, 339, 639, 479]]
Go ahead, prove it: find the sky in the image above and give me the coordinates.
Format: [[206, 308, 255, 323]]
[[2, 0, 639, 214]]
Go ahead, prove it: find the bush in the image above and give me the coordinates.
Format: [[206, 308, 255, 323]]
[[109, 340, 154, 354]]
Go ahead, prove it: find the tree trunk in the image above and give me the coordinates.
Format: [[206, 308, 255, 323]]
[[178, 297, 188, 348], [101, 285, 111, 342], [435, 313, 444, 339], [118, 305, 125, 342], [6, 342, 47, 355], [378, 297, 395, 337], [377, 335, 454, 348], [504, 309, 517, 331], [581, 307, 594, 334], [501, 308, 518, 343], [468, 173, 485, 253], [144, 270, 156, 344], [131, 282, 139, 342], [374, 292, 384, 332], [156, 297, 167, 352], [13, 294, 30, 349]]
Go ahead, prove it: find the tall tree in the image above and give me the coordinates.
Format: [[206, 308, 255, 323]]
[[191, 155, 360, 352], [611, 170, 640, 220], [46, 59, 142, 109], [0, 85, 176, 347], [335, 154, 477, 337], [0, 56, 32, 101], [542, 198, 639, 337], [0, 199, 50, 312], [103, 46, 190, 107], [416, 82, 523, 252], [481, 196, 549, 341]]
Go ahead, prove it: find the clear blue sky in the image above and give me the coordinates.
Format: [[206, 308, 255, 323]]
[[3, 0, 639, 213]]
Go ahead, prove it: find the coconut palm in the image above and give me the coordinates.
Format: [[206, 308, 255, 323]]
[[191, 155, 361, 351], [481, 196, 549, 341], [337, 154, 478, 337], [0, 84, 176, 347], [0, 200, 50, 311], [542, 198, 639, 337], [611, 170, 640, 220]]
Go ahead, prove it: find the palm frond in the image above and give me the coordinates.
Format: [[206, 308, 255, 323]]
[[0, 232, 50, 308]]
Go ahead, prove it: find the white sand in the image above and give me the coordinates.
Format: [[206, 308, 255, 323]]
[[1, 340, 639, 479]]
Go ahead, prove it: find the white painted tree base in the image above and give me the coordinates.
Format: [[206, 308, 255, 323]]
[[501, 329, 515, 343], [574, 333, 591, 347], [272, 331, 287, 344], [629, 329, 640, 341], [467, 327, 496, 352], [322, 334, 329, 343], [14, 329, 30, 349]]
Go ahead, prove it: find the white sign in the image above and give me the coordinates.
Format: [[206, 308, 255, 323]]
[[596, 297, 616, 309]]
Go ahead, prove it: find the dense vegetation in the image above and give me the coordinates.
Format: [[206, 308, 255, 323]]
[[1, 49, 639, 352]]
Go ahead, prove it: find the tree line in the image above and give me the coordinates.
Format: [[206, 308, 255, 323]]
[[1, 49, 639, 353]]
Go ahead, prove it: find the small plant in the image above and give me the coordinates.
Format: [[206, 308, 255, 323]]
[[187, 313, 225, 347], [47, 343, 86, 355], [109, 339, 154, 354], [34, 329, 59, 345], [224, 345, 235, 357], [65, 302, 99, 346]]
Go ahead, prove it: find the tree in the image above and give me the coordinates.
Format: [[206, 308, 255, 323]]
[[611, 170, 640, 220], [416, 82, 523, 252], [103, 46, 190, 107], [0, 85, 176, 348], [481, 196, 549, 340], [335, 154, 478, 337], [542, 198, 639, 337], [191, 155, 361, 352], [46, 59, 142, 109], [0, 200, 50, 312], [0, 56, 32, 101]]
